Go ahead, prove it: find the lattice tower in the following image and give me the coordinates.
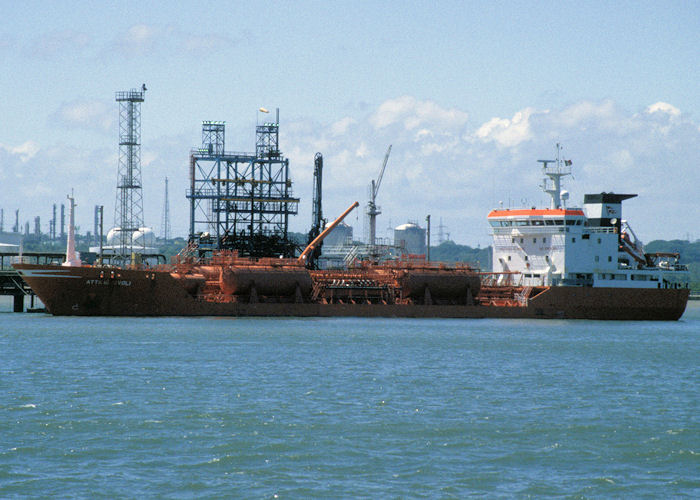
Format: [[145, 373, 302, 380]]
[[114, 87, 145, 255]]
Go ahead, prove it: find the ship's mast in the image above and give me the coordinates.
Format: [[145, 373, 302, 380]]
[[539, 143, 571, 209], [62, 192, 81, 267]]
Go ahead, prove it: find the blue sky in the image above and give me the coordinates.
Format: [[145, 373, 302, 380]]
[[1, 1, 698, 246]]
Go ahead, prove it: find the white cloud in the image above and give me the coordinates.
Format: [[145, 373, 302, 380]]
[[331, 117, 356, 136], [0, 141, 40, 162], [141, 151, 158, 167], [355, 142, 369, 159], [646, 102, 681, 116], [475, 108, 535, 147], [124, 24, 158, 46], [606, 149, 634, 171], [558, 100, 616, 126], [282, 97, 700, 246], [52, 99, 113, 132], [0, 141, 110, 234], [369, 96, 468, 131]]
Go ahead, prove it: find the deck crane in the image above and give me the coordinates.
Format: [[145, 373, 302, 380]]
[[367, 145, 392, 249]]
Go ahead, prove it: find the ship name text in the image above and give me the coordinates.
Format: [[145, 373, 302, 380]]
[[85, 279, 132, 287]]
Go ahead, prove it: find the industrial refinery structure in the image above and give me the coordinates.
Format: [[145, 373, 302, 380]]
[[187, 111, 300, 258]]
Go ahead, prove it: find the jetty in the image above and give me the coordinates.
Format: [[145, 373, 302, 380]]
[[0, 252, 64, 312]]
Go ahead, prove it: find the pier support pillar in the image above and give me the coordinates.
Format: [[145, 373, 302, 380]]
[[13, 294, 24, 313]]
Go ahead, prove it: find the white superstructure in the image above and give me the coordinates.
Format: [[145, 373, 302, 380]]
[[488, 147, 689, 289]]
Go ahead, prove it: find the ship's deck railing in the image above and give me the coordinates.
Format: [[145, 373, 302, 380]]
[[350, 258, 477, 271], [492, 227, 568, 235], [1, 252, 65, 269], [479, 271, 523, 287]]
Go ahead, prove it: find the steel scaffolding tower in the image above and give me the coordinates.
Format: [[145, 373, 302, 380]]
[[187, 114, 300, 257], [161, 177, 171, 240], [60, 204, 65, 240], [113, 86, 146, 255], [50, 204, 56, 240], [94, 205, 101, 246]]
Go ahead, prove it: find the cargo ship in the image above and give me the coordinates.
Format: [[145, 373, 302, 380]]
[[14, 144, 690, 320]]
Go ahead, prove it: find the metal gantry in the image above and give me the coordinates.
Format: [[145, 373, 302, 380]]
[[113, 86, 146, 255], [187, 114, 300, 257], [305, 152, 325, 268]]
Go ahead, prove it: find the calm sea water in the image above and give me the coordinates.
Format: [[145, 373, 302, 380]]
[[1, 300, 698, 498]]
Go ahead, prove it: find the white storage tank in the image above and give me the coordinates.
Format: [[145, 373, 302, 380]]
[[132, 227, 156, 247], [394, 222, 426, 256], [324, 222, 353, 247]]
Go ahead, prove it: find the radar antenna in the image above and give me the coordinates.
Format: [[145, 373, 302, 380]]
[[539, 143, 572, 209]]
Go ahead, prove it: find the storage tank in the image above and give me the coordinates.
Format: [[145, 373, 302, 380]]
[[399, 270, 481, 301], [106, 227, 121, 245], [132, 227, 156, 247], [323, 222, 353, 247], [394, 222, 426, 255], [220, 266, 313, 297]]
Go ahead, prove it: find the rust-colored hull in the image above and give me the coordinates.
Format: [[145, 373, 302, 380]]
[[14, 264, 689, 320]]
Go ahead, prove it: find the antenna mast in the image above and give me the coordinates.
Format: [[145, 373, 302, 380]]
[[539, 143, 572, 209]]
